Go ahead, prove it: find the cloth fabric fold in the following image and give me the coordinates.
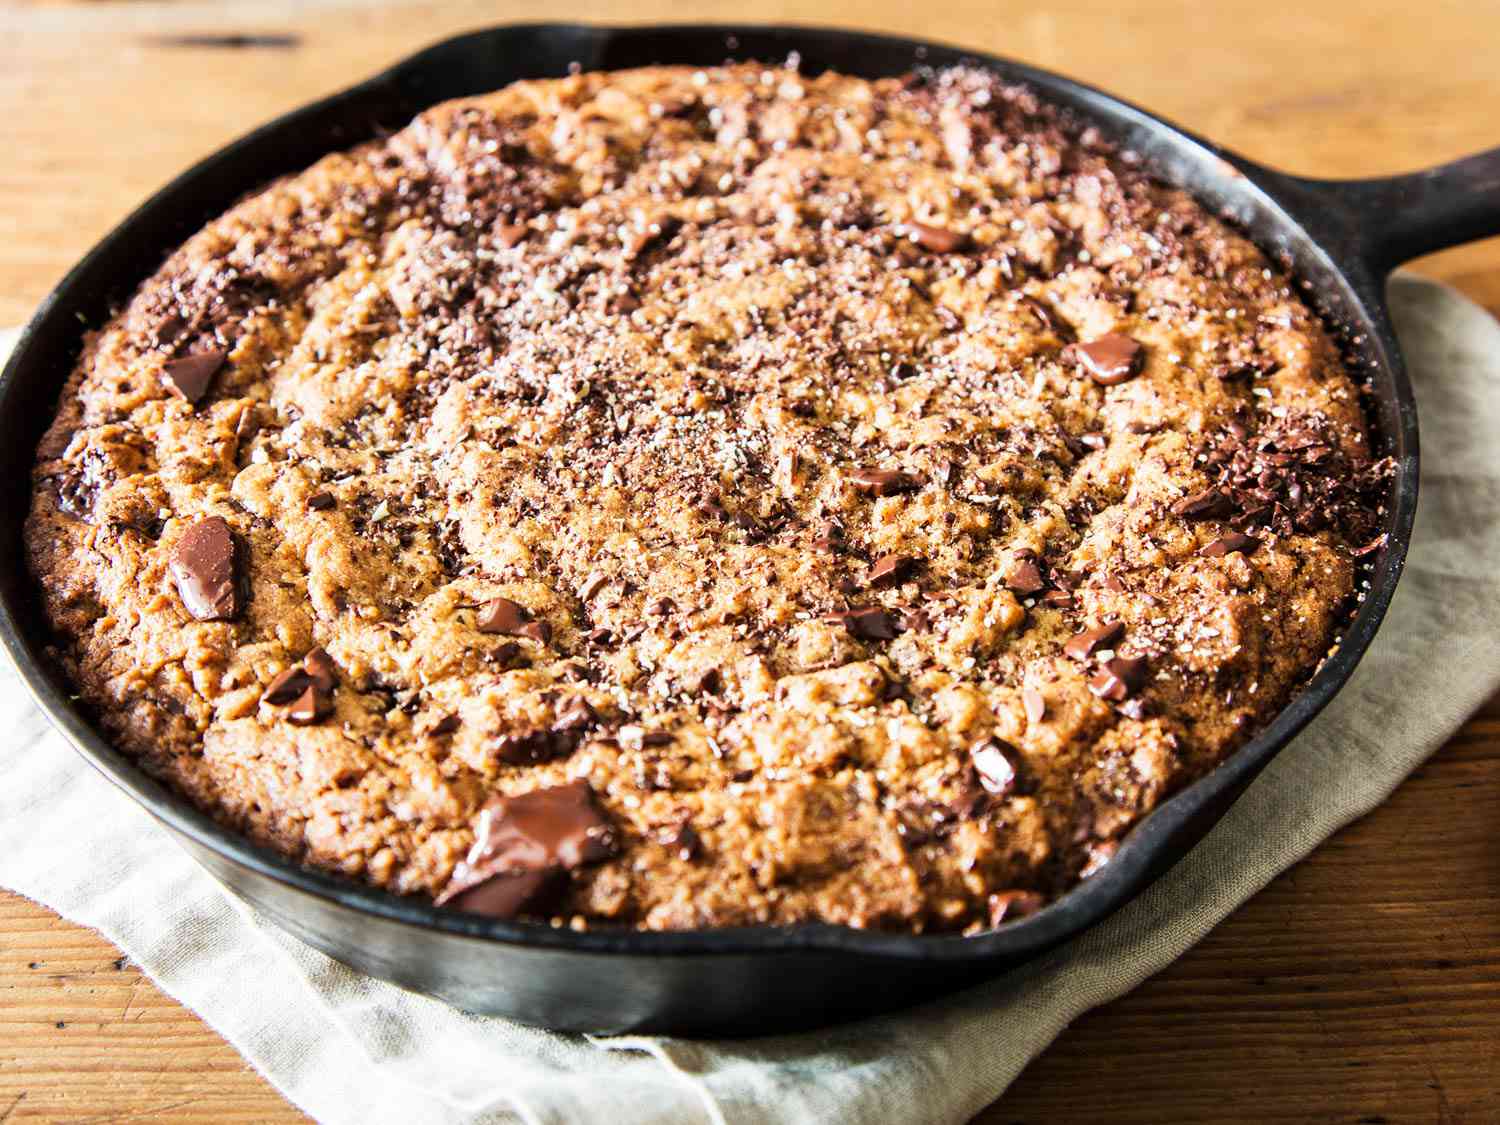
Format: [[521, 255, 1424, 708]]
[[2, 274, 1497, 1124]]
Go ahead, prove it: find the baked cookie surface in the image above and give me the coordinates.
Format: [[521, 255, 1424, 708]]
[[26, 63, 1389, 932]]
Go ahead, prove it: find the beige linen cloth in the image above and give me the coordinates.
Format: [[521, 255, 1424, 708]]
[[2, 273, 1497, 1123]]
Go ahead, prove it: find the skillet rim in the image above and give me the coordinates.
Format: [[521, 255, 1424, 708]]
[[0, 21, 1418, 962]]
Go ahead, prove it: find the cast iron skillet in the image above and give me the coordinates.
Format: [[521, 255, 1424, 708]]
[[3, 23, 1497, 1036]]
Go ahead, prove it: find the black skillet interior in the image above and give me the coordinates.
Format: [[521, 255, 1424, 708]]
[[3, 23, 1494, 1034]]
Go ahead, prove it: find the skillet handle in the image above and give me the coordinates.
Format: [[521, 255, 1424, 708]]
[[1301, 146, 1500, 274]]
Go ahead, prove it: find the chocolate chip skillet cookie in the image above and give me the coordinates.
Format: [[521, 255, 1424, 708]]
[[25, 62, 1390, 933]]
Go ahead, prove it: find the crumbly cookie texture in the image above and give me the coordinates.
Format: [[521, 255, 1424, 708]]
[[26, 63, 1389, 933]]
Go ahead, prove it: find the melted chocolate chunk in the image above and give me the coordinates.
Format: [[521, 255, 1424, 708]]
[[847, 467, 921, 496], [161, 350, 227, 404], [263, 667, 311, 706], [287, 684, 334, 725], [867, 554, 919, 588], [659, 822, 702, 861], [477, 596, 533, 635], [442, 867, 563, 920], [552, 695, 597, 733], [264, 648, 337, 722], [1004, 557, 1046, 596], [1062, 621, 1124, 662], [519, 620, 553, 645], [428, 713, 462, 736], [494, 729, 572, 765], [435, 781, 618, 917], [900, 222, 968, 254], [1071, 334, 1142, 385], [307, 491, 336, 511], [1200, 532, 1260, 557], [1088, 656, 1150, 701], [168, 517, 240, 621], [495, 696, 598, 763], [304, 647, 338, 693], [824, 606, 904, 641]]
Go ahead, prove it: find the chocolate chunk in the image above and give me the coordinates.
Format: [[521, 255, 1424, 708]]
[[286, 684, 333, 725], [1170, 488, 1233, 520], [1041, 589, 1075, 608], [1063, 621, 1124, 662], [435, 781, 618, 916], [988, 890, 1046, 926], [1089, 656, 1150, 701], [892, 602, 928, 634], [1019, 294, 1064, 334], [1200, 532, 1261, 557], [1022, 687, 1047, 727], [1071, 334, 1143, 385], [868, 554, 919, 589], [810, 519, 845, 552], [1004, 558, 1046, 596], [606, 289, 641, 315], [477, 596, 532, 635], [584, 627, 616, 646], [442, 867, 562, 920], [824, 606, 903, 641], [659, 822, 701, 861], [970, 739, 1019, 796], [577, 571, 609, 601], [161, 350, 227, 404], [552, 696, 597, 734], [307, 491, 336, 511], [519, 620, 553, 645], [496, 698, 597, 764], [264, 648, 336, 720], [263, 667, 311, 706], [169, 516, 240, 621], [901, 222, 968, 254], [303, 647, 337, 693], [848, 467, 921, 496], [496, 222, 529, 248], [495, 729, 571, 765], [428, 713, 462, 736]]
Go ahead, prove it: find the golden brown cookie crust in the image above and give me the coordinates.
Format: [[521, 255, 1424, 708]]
[[25, 63, 1388, 932]]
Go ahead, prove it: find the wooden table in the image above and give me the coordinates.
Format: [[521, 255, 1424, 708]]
[[2, 2, 1497, 1120]]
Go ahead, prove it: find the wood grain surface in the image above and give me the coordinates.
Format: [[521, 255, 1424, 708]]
[[1, 2, 1497, 1121]]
